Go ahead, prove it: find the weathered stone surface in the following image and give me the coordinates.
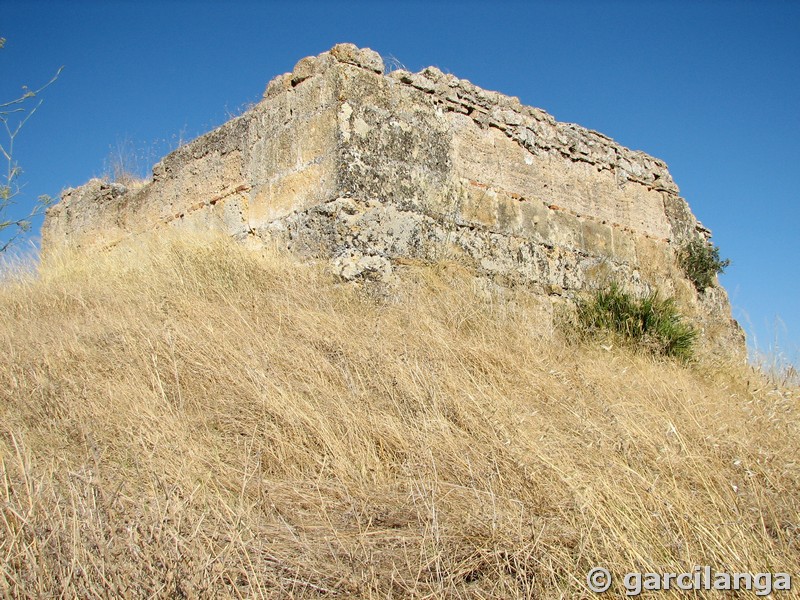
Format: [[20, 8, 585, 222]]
[[329, 43, 384, 74], [43, 179, 131, 249], [41, 44, 743, 357]]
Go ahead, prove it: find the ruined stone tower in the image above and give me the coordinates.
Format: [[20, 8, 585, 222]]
[[42, 43, 743, 355]]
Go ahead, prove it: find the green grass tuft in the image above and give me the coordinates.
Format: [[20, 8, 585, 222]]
[[575, 282, 698, 361]]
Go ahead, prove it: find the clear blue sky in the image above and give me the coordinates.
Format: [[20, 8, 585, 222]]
[[2, 0, 798, 367]]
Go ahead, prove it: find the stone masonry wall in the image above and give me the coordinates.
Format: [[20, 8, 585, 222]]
[[42, 44, 743, 356]]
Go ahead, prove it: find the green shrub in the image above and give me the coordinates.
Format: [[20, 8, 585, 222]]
[[678, 238, 730, 291], [574, 282, 697, 361]]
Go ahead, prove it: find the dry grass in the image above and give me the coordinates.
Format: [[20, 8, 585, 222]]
[[1, 233, 798, 598]]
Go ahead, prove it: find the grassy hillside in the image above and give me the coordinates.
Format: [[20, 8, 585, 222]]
[[1, 234, 797, 598]]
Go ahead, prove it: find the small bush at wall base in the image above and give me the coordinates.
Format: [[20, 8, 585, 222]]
[[574, 282, 698, 361], [678, 238, 730, 291]]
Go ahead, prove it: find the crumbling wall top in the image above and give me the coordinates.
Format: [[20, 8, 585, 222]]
[[264, 43, 683, 206]]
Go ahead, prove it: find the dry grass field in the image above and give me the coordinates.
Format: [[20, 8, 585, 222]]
[[1, 234, 797, 598]]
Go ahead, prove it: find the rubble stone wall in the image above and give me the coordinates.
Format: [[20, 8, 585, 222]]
[[42, 43, 743, 356]]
